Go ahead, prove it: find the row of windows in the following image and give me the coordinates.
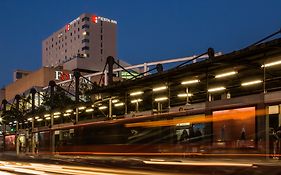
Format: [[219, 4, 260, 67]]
[[46, 35, 84, 51]]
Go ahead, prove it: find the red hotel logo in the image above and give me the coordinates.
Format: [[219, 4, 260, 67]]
[[55, 71, 72, 81], [92, 15, 98, 23]]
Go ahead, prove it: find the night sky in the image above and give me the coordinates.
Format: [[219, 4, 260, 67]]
[[0, 0, 281, 88]]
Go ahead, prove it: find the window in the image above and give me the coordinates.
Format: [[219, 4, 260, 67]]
[[101, 35, 103, 40], [82, 46, 89, 51], [78, 28, 80, 31], [82, 31, 89, 36], [82, 24, 89, 29], [82, 17, 90, 22], [70, 32, 72, 36], [78, 35, 80, 39], [101, 49, 103, 54], [65, 49, 67, 53], [101, 42, 103, 47], [82, 39, 90, 43], [46, 48, 48, 51]]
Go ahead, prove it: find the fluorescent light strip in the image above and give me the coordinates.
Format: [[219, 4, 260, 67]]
[[85, 108, 94, 112], [181, 79, 200, 85], [262, 60, 281, 68], [177, 93, 193, 97], [99, 106, 107, 110], [65, 109, 73, 113], [114, 102, 125, 107], [130, 91, 144, 96], [215, 71, 237, 78], [112, 99, 119, 103], [53, 112, 61, 115], [63, 113, 71, 116], [241, 80, 262, 86], [78, 106, 86, 110], [152, 86, 167, 92], [131, 99, 142, 103], [208, 87, 226, 92], [45, 117, 51, 120], [54, 115, 60, 119], [37, 118, 43, 122], [155, 97, 168, 102], [44, 114, 50, 117]]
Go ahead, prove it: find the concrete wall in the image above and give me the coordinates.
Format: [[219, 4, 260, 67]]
[[5, 67, 56, 101]]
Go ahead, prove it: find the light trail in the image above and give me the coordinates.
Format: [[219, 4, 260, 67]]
[[0, 160, 185, 175]]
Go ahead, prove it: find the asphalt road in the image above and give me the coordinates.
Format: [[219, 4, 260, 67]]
[[1, 154, 281, 175]]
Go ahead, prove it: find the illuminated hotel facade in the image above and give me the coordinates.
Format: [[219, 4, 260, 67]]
[[42, 13, 117, 71]]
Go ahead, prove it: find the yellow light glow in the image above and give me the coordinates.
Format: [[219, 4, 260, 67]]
[[114, 102, 124, 107], [99, 106, 107, 110], [262, 60, 281, 68], [155, 97, 168, 102], [78, 106, 86, 110], [85, 108, 94, 112], [181, 79, 200, 85], [208, 87, 226, 92], [130, 91, 144, 96], [53, 112, 61, 115], [112, 99, 119, 103], [131, 99, 142, 103], [152, 86, 167, 92], [241, 80, 262, 86], [65, 109, 73, 113], [215, 71, 237, 78], [177, 93, 193, 97]]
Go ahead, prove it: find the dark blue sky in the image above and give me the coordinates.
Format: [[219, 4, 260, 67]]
[[0, 0, 281, 87]]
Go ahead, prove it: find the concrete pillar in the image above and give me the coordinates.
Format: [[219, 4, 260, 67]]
[[186, 88, 190, 105], [16, 122, 19, 156], [279, 104, 281, 127], [143, 63, 148, 76], [265, 106, 270, 158], [75, 108, 79, 124], [50, 113, 55, 154], [31, 118, 35, 154], [109, 98, 112, 118], [104, 70, 108, 86]]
